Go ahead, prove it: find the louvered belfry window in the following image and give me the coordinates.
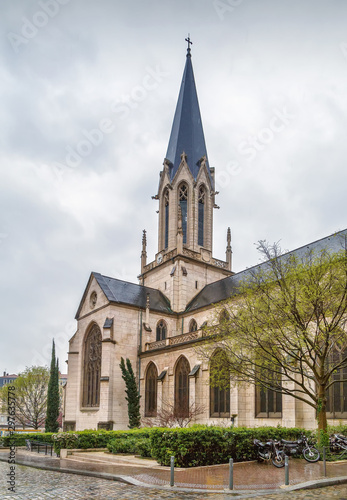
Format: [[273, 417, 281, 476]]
[[198, 185, 205, 246], [164, 189, 169, 250], [179, 184, 188, 244], [82, 324, 102, 407]]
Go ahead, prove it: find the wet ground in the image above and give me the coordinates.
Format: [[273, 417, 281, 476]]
[[0, 448, 346, 499], [1, 462, 347, 499]]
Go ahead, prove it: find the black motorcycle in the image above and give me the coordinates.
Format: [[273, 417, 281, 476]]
[[254, 438, 285, 468], [329, 434, 347, 458], [280, 434, 320, 462]]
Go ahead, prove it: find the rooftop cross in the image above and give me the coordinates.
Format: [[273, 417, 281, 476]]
[[185, 34, 193, 55]]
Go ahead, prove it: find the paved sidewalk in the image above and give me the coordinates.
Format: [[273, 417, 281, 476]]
[[0, 447, 346, 493]]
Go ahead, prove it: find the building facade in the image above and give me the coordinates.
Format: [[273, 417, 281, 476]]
[[63, 45, 347, 432]]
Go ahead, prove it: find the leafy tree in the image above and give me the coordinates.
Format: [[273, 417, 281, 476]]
[[119, 357, 141, 428], [0, 366, 50, 429], [45, 340, 60, 432], [201, 237, 347, 436]]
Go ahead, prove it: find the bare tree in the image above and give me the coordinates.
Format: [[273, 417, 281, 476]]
[[142, 398, 205, 428]]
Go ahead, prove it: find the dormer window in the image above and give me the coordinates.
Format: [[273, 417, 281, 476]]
[[156, 320, 167, 341]]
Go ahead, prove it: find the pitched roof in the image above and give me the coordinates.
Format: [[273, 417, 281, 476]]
[[75, 272, 174, 319], [165, 48, 211, 182], [186, 229, 347, 313]]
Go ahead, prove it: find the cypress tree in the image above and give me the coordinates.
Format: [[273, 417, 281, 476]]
[[119, 357, 141, 428], [45, 340, 60, 432]]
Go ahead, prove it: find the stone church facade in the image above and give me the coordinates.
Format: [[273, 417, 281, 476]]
[[63, 45, 347, 432]]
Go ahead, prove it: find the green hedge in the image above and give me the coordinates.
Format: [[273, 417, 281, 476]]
[[149, 425, 312, 467], [51, 428, 152, 456], [4, 425, 345, 465], [107, 437, 152, 457], [0, 433, 54, 447]]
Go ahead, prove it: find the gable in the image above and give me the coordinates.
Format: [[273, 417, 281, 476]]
[[76, 272, 174, 320], [75, 274, 110, 319]]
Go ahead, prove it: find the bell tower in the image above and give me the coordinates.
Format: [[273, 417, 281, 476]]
[[140, 39, 233, 312]]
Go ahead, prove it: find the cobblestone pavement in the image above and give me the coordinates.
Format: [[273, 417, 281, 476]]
[[1, 463, 347, 500], [4, 449, 346, 491]]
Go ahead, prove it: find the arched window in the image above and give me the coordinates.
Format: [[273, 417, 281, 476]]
[[255, 370, 282, 418], [326, 348, 347, 418], [175, 356, 190, 417], [164, 189, 169, 250], [156, 320, 167, 341], [198, 185, 205, 246], [210, 350, 230, 417], [178, 183, 188, 244], [145, 362, 158, 417], [82, 324, 102, 407], [189, 319, 197, 332]]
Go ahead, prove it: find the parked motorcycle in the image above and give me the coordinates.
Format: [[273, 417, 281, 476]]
[[279, 434, 320, 462], [253, 438, 285, 468], [329, 434, 347, 458]]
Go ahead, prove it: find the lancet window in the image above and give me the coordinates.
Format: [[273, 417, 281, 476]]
[[210, 350, 230, 417], [145, 362, 158, 417], [156, 320, 167, 341], [174, 356, 190, 417], [326, 348, 347, 418], [82, 324, 102, 407]]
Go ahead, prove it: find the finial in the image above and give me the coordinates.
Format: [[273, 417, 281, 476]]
[[185, 34, 193, 57], [142, 229, 147, 247], [227, 227, 231, 246]]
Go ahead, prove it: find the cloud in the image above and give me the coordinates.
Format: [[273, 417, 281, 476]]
[[1, 0, 347, 372]]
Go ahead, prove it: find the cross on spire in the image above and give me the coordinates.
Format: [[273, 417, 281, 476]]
[[185, 34, 193, 55]]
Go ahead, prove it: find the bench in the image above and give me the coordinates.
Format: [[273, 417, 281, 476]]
[[25, 439, 53, 456]]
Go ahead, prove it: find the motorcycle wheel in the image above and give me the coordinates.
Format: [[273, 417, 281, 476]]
[[303, 447, 320, 462], [272, 452, 285, 468]]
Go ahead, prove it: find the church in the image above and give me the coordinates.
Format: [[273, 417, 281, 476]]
[[63, 42, 347, 432]]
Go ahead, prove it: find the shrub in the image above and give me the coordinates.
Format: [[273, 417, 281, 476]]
[[0, 432, 54, 448], [150, 425, 309, 467], [107, 437, 151, 457], [51, 428, 153, 456]]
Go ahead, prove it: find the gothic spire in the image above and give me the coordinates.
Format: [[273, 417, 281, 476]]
[[165, 40, 211, 182]]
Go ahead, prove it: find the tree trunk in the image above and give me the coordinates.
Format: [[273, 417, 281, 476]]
[[317, 384, 327, 438]]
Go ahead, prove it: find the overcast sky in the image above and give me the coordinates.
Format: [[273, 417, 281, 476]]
[[1, 0, 347, 374]]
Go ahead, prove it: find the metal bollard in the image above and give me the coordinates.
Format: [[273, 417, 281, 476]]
[[229, 458, 234, 490], [170, 456, 175, 487], [285, 455, 289, 486], [323, 446, 327, 477]]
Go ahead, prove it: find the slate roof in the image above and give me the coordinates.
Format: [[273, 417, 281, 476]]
[[165, 48, 211, 183], [185, 229, 347, 313], [75, 272, 174, 319]]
